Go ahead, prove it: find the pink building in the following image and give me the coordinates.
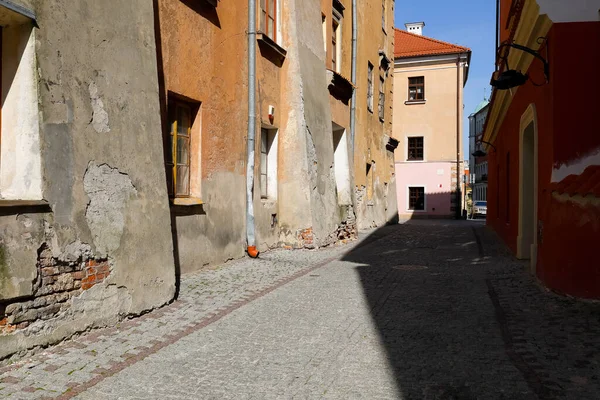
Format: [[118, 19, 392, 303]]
[[393, 23, 471, 219]]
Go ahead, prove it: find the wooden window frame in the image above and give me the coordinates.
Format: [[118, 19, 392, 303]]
[[408, 76, 425, 102], [408, 187, 425, 211], [260, 0, 277, 42], [407, 137, 424, 161], [167, 99, 196, 198]]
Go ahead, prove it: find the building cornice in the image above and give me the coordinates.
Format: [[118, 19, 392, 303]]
[[482, 0, 553, 147]]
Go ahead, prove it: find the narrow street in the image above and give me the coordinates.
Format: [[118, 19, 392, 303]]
[[1, 221, 599, 399]]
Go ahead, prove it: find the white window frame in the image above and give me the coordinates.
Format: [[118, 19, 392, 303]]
[[260, 127, 278, 200], [332, 8, 342, 73]]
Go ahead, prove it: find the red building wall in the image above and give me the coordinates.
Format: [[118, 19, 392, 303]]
[[487, 21, 600, 298]]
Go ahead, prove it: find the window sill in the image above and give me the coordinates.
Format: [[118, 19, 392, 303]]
[[405, 100, 426, 105], [170, 197, 204, 206], [0, 199, 48, 208], [257, 32, 287, 65], [406, 159, 425, 162]]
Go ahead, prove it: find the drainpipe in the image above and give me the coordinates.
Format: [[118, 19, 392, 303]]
[[456, 55, 462, 219], [349, 0, 357, 166], [246, 0, 259, 258]]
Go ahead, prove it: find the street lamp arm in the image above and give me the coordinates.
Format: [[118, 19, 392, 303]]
[[497, 39, 549, 84], [477, 140, 497, 152]]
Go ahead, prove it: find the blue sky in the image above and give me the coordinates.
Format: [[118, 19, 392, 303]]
[[394, 0, 496, 158]]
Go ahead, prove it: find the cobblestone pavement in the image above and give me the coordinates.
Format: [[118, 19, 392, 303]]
[[1, 221, 600, 399]]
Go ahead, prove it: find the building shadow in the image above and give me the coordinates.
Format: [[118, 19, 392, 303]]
[[343, 213, 508, 399]]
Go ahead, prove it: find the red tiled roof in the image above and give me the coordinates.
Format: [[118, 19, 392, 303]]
[[394, 28, 470, 59], [549, 165, 600, 198]]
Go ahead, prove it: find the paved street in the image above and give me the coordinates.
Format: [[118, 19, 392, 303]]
[[1, 221, 600, 399]]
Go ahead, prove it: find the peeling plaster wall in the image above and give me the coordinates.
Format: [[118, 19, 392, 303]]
[[278, 0, 341, 247], [354, 0, 397, 230], [0, 0, 175, 361]]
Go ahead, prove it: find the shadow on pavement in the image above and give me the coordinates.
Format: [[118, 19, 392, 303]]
[[343, 218, 600, 399]]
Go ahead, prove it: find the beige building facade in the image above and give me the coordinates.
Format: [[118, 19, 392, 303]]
[[393, 25, 470, 219]]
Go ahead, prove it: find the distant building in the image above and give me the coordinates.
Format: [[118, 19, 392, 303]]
[[393, 24, 471, 219], [468, 100, 490, 202]]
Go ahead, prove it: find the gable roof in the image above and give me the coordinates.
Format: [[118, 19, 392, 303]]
[[394, 28, 470, 59]]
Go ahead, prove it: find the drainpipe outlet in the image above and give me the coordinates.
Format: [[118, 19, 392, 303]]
[[247, 246, 260, 258]]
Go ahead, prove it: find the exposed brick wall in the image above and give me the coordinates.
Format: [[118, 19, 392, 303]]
[[0, 244, 110, 335]]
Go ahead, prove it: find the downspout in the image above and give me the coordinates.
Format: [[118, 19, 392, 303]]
[[456, 54, 461, 219], [349, 0, 357, 169], [246, 0, 259, 258]]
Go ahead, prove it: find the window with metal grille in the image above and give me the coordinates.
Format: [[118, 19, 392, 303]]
[[367, 62, 374, 112], [409, 187, 425, 210], [408, 76, 424, 101], [407, 137, 424, 161], [378, 76, 385, 121], [260, 0, 277, 41]]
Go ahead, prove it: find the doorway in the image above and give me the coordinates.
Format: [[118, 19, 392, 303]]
[[332, 123, 351, 205], [518, 104, 538, 273]]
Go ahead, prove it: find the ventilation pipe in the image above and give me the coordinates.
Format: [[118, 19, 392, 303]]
[[246, 0, 259, 258]]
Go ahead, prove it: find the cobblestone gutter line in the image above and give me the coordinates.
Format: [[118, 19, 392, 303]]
[[0, 245, 353, 399]]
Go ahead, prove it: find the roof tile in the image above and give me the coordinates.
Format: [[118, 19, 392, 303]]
[[394, 28, 470, 59]]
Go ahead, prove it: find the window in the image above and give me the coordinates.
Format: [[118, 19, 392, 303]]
[[378, 76, 385, 121], [260, 0, 277, 41], [366, 162, 374, 201], [407, 137, 424, 161], [322, 14, 327, 53], [408, 76, 425, 101], [409, 187, 425, 211], [167, 100, 195, 197], [260, 127, 278, 200], [367, 62, 374, 112], [0, 22, 43, 201], [332, 19, 338, 71]]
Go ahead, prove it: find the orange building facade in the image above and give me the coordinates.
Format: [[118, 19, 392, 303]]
[[155, 0, 397, 273], [483, 0, 600, 298]]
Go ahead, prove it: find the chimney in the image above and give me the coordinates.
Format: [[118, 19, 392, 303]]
[[405, 22, 425, 36]]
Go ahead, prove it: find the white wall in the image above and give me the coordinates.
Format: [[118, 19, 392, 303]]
[[538, 0, 600, 23]]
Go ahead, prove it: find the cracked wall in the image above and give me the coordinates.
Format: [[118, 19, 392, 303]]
[[0, 0, 175, 362]]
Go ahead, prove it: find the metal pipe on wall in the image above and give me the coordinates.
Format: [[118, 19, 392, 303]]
[[246, 0, 258, 257], [349, 0, 357, 160], [456, 55, 462, 219]]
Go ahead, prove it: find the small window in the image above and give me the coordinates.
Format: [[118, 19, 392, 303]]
[[378, 76, 385, 121], [322, 14, 327, 53], [260, 0, 277, 41], [260, 127, 278, 200], [409, 187, 425, 211], [332, 19, 338, 71], [366, 162, 374, 201], [167, 100, 196, 197], [407, 137, 424, 161], [408, 76, 425, 101], [367, 62, 374, 112]]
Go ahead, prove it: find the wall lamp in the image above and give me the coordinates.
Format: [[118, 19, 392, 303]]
[[472, 140, 497, 157], [491, 38, 549, 90]]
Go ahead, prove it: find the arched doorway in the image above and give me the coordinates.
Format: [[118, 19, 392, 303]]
[[518, 104, 538, 273]]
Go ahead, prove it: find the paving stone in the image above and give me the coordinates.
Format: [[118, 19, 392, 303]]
[[2, 221, 600, 399]]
